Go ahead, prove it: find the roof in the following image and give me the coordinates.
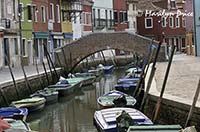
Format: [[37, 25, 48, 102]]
[[127, 125, 182, 132], [136, 0, 164, 11]]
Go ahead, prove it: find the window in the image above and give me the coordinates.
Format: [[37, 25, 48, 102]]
[[105, 10, 108, 27], [50, 3, 54, 22], [162, 17, 166, 27], [114, 11, 118, 23], [169, 17, 174, 28], [14, 38, 18, 55], [56, 5, 60, 23], [27, 5, 32, 21], [13, 0, 16, 20], [119, 11, 127, 23], [41, 6, 46, 23], [175, 17, 180, 27], [110, 10, 113, 27], [97, 9, 100, 26], [145, 17, 153, 28], [22, 39, 26, 56], [170, 0, 176, 8], [93, 9, 95, 26], [19, 3, 24, 21], [182, 17, 186, 27], [73, 12, 76, 23], [33, 6, 38, 22], [182, 38, 186, 47]]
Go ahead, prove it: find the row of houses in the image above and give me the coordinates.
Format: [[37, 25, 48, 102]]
[[0, 0, 194, 68]]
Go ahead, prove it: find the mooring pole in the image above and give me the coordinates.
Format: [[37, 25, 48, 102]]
[[44, 49, 54, 82], [153, 43, 175, 122], [43, 43, 59, 80], [42, 61, 49, 85], [55, 52, 62, 69], [21, 65, 32, 94], [69, 51, 72, 70], [133, 45, 155, 97], [110, 49, 117, 66], [4, 54, 20, 99], [61, 47, 68, 72], [185, 79, 200, 127], [100, 51, 107, 65], [139, 42, 161, 111], [35, 61, 44, 88]]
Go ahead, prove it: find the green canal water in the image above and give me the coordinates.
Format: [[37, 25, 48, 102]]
[[27, 68, 125, 132]]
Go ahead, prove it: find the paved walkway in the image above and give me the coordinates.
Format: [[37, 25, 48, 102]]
[[149, 53, 200, 107], [0, 64, 52, 85]]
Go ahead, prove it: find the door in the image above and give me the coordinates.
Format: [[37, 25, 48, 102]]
[[3, 38, 9, 66]]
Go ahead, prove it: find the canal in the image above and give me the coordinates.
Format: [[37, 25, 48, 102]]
[[27, 68, 125, 132]]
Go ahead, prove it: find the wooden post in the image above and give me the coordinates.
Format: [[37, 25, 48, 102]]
[[35, 62, 44, 88], [139, 42, 161, 111], [43, 43, 59, 80], [185, 79, 200, 127], [110, 49, 117, 66], [21, 65, 32, 94], [69, 51, 72, 70], [55, 52, 62, 68], [45, 51, 54, 82], [100, 51, 107, 65], [42, 61, 49, 85], [153, 44, 175, 122], [0, 88, 9, 106], [4, 54, 20, 99], [133, 44, 155, 97], [61, 47, 68, 71]]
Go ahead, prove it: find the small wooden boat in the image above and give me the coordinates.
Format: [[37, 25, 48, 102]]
[[115, 78, 139, 94], [93, 107, 153, 132], [125, 67, 142, 78], [103, 65, 114, 74], [3, 118, 31, 132], [48, 77, 82, 96], [74, 73, 96, 86], [97, 90, 137, 108], [11, 97, 46, 112], [0, 107, 28, 121], [127, 125, 182, 132], [88, 68, 104, 77], [30, 88, 58, 104]]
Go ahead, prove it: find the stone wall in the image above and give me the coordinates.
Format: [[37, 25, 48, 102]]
[[0, 70, 62, 107], [144, 94, 200, 131]]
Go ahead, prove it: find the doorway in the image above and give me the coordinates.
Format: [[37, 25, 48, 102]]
[[3, 38, 9, 66]]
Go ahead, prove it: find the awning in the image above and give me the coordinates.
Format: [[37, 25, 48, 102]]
[[64, 33, 73, 39], [51, 32, 64, 39], [34, 32, 48, 39]]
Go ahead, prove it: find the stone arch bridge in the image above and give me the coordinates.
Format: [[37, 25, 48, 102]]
[[54, 32, 165, 73]]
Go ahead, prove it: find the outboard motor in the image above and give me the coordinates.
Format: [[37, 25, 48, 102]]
[[116, 110, 133, 132], [113, 95, 127, 107]]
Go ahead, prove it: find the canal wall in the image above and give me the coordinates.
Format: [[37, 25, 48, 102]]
[[0, 69, 62, 107], [144, 94, 200, 131]]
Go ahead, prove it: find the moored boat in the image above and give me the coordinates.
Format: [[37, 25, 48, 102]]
[[48, 77, 82, 96], [74, 73, 96, 86], [103, 65, 114, 74], [30, 88, 58, 104], [3, 118, 31, 132], [127, 125, 182, 132], [11, 97, 46, 112], [93, 107, 153, 132], [115, 78, 139, 94], [97, 90, 137, 108], [0, 107, 28, 121]]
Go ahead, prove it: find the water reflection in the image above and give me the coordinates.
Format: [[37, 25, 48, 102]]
[[27, 69, 124, 132]]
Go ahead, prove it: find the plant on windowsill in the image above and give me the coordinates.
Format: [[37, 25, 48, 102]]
[[107, 26, 115, 30]]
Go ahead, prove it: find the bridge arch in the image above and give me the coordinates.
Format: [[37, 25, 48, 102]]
[[54, 32, 165, 73]]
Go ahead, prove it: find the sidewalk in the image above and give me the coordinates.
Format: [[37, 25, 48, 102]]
[[0, 64, 52, 85], [149, 53, 200, 107]]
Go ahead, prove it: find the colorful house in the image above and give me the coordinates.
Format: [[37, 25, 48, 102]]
[[82, 0, 93, 36], [60, 0, 73, 45], [20, 0, 34, 65], [0, 0, 21, 68], [32, 0, 49, 64], [48, 0, 62, 61]]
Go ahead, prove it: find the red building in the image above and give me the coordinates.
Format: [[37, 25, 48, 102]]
[[113, 0, 128, 31], [32, 0, 49, 63], [48, 0, 63, 52], [82, 0, 93, 36], [137, 0, 186, 52]]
